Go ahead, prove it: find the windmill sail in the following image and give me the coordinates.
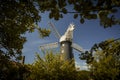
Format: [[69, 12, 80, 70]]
[[40, 42, 59, 51], [49, 22, 61, 39], [72, 43, 84, 53], [39, 22, 85, 61]]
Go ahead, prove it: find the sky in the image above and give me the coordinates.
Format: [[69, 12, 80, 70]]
[[22, 12, 120, 70]]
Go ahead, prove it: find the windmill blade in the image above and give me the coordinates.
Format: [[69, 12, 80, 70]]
[[48, 22, 61, 39], [72, 43, 85, 53], [40, 42, 59, 51]]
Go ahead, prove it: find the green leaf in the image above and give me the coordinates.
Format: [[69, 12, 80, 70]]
[[80, 18, 84, 24], [60, 14, 63, 18], [90, 14, 97, 19], [49, 12, 53, 19], [62, 8, 67, 14], [38, 28, 51, 38], [74, 14, 78, 19], [111, 9, 118, 13]]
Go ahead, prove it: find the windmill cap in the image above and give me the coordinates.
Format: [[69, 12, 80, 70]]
[[69, 23, 75, 31]]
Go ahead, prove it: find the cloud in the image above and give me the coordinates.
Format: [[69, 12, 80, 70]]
[[80, 65, 88, 70], [29, 39, 52, 46], [75, 61, 88, 70], [22, 38, 53, 52]]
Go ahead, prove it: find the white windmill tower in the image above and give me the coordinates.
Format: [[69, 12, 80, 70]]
[[40, 22, 84, 60]]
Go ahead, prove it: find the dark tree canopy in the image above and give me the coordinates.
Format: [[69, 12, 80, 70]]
[[80, 38, 120, 63], [79, 39, 120, 79], [0, 1, 41, 79], [36, 0, 120, 27], [0, 0, 41, 59], [26, 52, 91, 80]]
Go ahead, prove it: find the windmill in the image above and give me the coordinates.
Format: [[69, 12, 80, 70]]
[[40, 22, 84, 60]]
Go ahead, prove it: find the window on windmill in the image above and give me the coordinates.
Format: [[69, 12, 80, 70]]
[[61, 50, 64, 53], [62, 44, 65, 46]]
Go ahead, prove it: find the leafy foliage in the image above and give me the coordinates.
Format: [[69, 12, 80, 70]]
[[0, 1, 50, 79], [80, 39, 120, 80], [27, 52, 81, 80], [91, 53, 120, 80], [0, 0, 51, 59], [0, 56, 30, 80], [34, 24, 51, 38], [77, 70, 91, 80], [80, 38, 120, 63], [36, 0, 120, 27], [0, 0, 41, 60]]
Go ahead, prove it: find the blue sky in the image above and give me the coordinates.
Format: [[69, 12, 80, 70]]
[[22, 12, 120, 70]]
